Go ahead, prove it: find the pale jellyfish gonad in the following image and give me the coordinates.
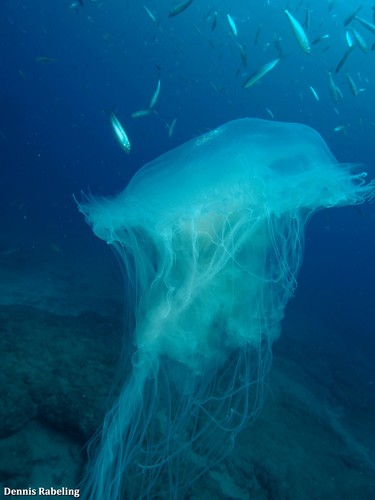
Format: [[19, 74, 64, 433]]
[[77, 119, 374, 499]]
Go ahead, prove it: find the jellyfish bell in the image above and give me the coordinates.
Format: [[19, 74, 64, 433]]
[[78, 118, 374, 499]]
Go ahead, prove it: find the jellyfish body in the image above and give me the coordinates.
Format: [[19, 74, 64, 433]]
[[78, 119, 374, 499]]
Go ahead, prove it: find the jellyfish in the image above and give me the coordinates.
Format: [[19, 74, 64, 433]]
[[77, 118, 374, 499]]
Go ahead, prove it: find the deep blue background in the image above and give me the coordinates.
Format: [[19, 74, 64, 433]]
[[1, 0, 374, 358]]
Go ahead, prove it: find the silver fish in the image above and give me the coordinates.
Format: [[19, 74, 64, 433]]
[[328, 72, 340, 102], [333, 125, 347, 133], [243, 58, 280, 88], [110, 112, 131, 153], [311, 34, 330, 45], [131, 109, 153, 118], [237, 43, 247, 66], [345, 30, 354, 48], [354, 16, 375, 35], [144, 5, 156, 23], [211, 11, 217, 31], [168, 0, 194, 17], [346, 73, 358, 96], [335, 45, 355, 73], [168, 117, 178, 138], [285, 9, 311, 54], [351, 28, 368, 52], [309, 86, 320, 101], [149, 78, 161, 109], [344, 6, 362, 26], [227, 14, 238, 37]]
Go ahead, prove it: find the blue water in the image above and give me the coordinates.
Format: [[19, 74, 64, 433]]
[[2, 0, 374, 339], [1, 0, 374, 496]]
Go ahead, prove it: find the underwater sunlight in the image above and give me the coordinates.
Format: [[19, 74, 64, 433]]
[[77, 118, 375, 499]]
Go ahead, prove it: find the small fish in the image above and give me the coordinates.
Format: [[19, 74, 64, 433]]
[[227, 14, 237, 37], [333, 125, 347, 133], [168, 117, 178, 138], [237, 43, 247, 66], [144, 5, 157, 23], [254, 24, 262, 44], [345, 30, 354, 48], [309, 86, 319, 101], [203, 7, 213, 21], [351, 28, 368, 52], [346, 73, 359, 96], [344, 6, 362, 26], [346, 73, 366, 96], [354, 16, 375, 34], [266, 108, 274, 119], [110, 112, 131, 153], [243, 58, 280, 88], [131, 109, 153, 118], [35, 56, 57, 63], [328, 72, 339, 102], [303, 8, 311, 29], [211, 11, 217, 31], [168, 0, 194, 17], [328, 0, 335, 13], [193, 24, 201, 36], [210, 82, 225, 93], [285, 10, 311, 54], [335, 45, 355, 73], [273, 33, 284, 57], [311, 34, 330, 45], [149, 78, 161, 109]]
